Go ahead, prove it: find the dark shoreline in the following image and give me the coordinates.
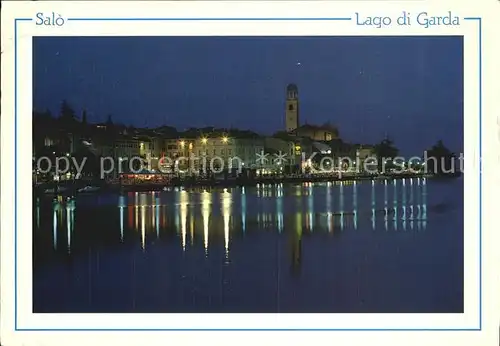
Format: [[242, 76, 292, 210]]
[[34, 172, 460, 196], [118, 174, 428, 192]]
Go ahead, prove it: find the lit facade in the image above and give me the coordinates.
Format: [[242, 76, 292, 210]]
[[292, 124, 339, 141], [264, 137, 299, 166], [192, 136, 265, 171]]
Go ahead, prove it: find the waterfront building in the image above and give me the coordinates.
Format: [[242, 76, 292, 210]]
[[134, 135, 158, 169], [93, 135, 140, 159], [160, 138, 185, 159], [321, 140, 376, 172], [102, 133, 170, 172], [148, 136, 164, 170], [356, 146, 377, 172], [291, 123, 339, 141], [191, 135, 265, 174], [356, 147, 375, 160], [31, 91, 379, 181], [171, 137, 196, 173], [89, 134, 152, 177], [263, 136, 298, 169], [236, 137, 266, 170]]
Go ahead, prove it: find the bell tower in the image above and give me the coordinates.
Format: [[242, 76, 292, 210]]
[[285, 83, 299, 132]]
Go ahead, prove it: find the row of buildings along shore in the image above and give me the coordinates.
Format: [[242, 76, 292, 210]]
[[33, 84, 376, 179]]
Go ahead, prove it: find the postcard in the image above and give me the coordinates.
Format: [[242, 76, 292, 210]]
[[1, 1, 499, 346]]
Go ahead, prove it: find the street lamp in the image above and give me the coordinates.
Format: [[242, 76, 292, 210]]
[[201, 137, 208, 144], [179, 140, 185, 148], [221, 136, 228, 144]]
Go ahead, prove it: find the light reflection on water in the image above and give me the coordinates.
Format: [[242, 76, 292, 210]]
[[39, 179, 431, 258], [222, 189, 231, 260], [33, 178, 463, 313], [202, 191, 211, 254]]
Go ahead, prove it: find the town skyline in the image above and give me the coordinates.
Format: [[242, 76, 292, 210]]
[[33, 36, 463, 156]]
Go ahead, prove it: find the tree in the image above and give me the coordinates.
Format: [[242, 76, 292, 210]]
[[106, 114, 114, 126], [425, 140, 457, 176], [33, 109, 54, 141], [33, 108, 52, 121], [82, 110, 88, 125], [60, 100, 76, 120], [59, 100, 79, 131], [373, 138, 399, 171]]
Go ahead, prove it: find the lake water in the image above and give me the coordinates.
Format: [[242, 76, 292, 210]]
[[33, 178, 464, 313]]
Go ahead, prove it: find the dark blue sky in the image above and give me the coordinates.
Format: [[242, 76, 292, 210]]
[[33, 36, 463, 156]]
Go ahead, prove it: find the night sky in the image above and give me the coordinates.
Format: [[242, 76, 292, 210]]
[[33, 36, 463, 156]]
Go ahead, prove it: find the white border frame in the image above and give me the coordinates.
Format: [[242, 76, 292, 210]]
[[2, 2, 499, 344]]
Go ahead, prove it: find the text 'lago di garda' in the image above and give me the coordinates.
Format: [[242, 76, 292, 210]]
[[355, 11, 460, 29]]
